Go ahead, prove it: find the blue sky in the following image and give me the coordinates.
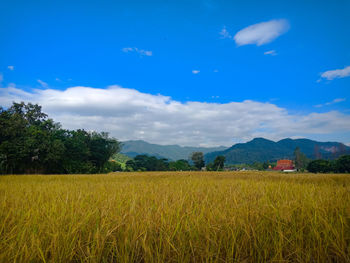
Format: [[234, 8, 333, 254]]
[[1, 0, 350, 146]]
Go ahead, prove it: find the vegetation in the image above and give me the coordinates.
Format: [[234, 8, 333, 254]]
[[168, 159, 192, 171], [206, 155, 226, 171], [1, 171, 349, 262], [293, 146, 309, 171], [112, 153, 131, 164], [125, 155, 169, 171], [120, 140, 226, 161], [307, 155, 350, 173], [0, 102, 121, 174], [205, 137, 350, 164], [111, 153, 131, 169], [190, 152, 205, 170]]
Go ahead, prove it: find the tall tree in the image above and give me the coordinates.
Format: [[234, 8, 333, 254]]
[[294, 147, 309, 171], [190, 152, 205, 170], [335, 155, 350, 173], [213, 155, 225, 171], [0, 102, 121, 174]]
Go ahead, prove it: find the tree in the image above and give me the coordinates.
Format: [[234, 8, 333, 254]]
[[169, 159, 191, 171], [0, 102, 64, 174], [307, 159, 331, 173], [190, 152, 205, 170], [129, 155, 169, 171], [213, 155, 225, 171], [294, 147, 309, 171], [103, 160, 122, 173], [125, 160, 137, 171], [334, 155, 350, 173], [88, 132, 121, 173], [0, 102, 121, 174]]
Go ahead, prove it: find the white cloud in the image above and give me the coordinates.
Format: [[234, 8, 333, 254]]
[[332, 98, 346, 104], [192, 70, 200, 74], [234, 19, 289, 46], [0, 73, 3, 83], [37, 79, 48, 88], [264, 50, 277, 56], [219, 26, 232, 39], [320, 66, 350, 81], [7, 66, 14, 71], [122, 47, 153, 57], [315, 98, 346, 108], [1, 85, 350, 147]]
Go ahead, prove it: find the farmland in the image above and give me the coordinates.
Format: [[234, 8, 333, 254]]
[[1, 171, 350, 262]]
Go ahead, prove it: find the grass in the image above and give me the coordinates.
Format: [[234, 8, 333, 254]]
[[0, 171, 350, 262]]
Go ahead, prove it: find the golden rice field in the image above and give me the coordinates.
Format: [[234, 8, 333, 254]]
[[1, 171, 350, 263]]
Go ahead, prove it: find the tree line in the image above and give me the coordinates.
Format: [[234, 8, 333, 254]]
[[294, 146, 350, 173], [307, 156, 350, 173], [0, 102, 121, 174], [123, 152, 225, 172]]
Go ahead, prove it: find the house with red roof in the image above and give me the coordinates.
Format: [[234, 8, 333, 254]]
[[273, 159, 295, 171]]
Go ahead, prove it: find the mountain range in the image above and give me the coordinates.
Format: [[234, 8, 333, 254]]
[[205, 138, 350, 164], [120, 138, 350, 164], [120, 140, 227, 161]]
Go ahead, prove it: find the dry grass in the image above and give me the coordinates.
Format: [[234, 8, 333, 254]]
[[0, 171, 350, 262]]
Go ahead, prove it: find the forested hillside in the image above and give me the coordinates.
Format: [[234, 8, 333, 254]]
[[205, 138, 350, 164], [0, 102, 120, 174], [121, 140, 226, 161]]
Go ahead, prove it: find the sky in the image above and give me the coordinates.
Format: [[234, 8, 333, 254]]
[[0, 0, 350, 147]]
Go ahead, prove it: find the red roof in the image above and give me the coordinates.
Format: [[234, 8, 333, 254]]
[[273, 159, 294, 170]]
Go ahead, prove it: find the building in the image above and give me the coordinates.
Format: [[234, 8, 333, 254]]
[[273, 159, 294, 171]]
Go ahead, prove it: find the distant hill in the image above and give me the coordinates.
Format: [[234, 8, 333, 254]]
[[120, 140, 227, 161], [111, 153, 131, 169], [205, 138, 350, 164]]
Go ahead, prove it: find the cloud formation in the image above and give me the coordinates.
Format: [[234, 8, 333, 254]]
[[192, 70, 200, 74], [1, 85, 349, 146], [7, 66, 14, 71], [320, 66, 350, 81], [315, 98, 346, 108], [37, 79, 48, 88], [0, 73, 3, 83], [122, 47, 153, 57], [234, 19, 289, 46], [264, 50, 277, 56]]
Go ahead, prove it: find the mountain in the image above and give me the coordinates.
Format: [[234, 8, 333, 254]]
[[120, 140, 227, 161], [205, 138, 350, 164]]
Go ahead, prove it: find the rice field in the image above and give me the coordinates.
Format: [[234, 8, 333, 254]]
[[0, 171, 349, 262]]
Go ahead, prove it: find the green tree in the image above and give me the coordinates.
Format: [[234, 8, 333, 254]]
[[213, 155, 225, 171], [190, 152, 205, 170], [103, 160, 122, 173], [89, 132, 121, 173], [131, 155, 169, 171], [294, 147, 309, 171], [307, 159, 332, 173], [0, 102, 121, 174], [125, 160, 137, 171], [334, 155, 350, 173], [0, 102, 64, 174], [169, 159, 191, 171]]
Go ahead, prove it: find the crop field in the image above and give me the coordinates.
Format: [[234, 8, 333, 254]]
[[1, 171, 350, 263]]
